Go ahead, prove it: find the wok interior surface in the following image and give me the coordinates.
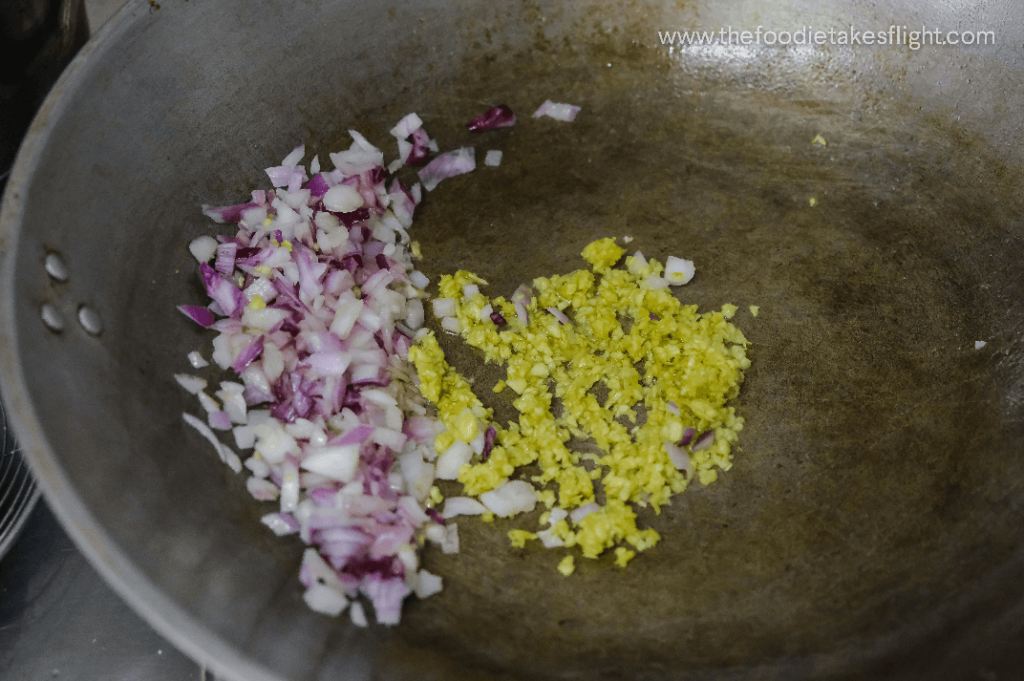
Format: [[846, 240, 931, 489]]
[[2, 1, 1024, 680]]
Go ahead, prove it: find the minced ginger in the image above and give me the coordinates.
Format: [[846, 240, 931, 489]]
[[407, 238, 751, 573]]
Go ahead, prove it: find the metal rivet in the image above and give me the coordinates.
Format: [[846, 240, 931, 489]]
[[44, 253, 68, 282], [40, 304, 64, 332], [77, 306, 102, 335]]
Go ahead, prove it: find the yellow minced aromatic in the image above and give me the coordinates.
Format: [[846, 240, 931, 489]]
[[407, 238, 751, 572]]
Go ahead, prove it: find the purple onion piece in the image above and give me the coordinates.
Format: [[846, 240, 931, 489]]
[[546, 307, 571, 325], [679, 426, 696, 447], [650, 312, 660, 321], [481, 425, 498, 462], [691, 430, 715, 452], [177, 304, 216, 328], [231, 336, 265, 373], [425, 508, 446, 526], [375, 253, 390, 271], [490, 310, 507, 325], [467, 105, 517, 131], [337, 207, 370, 227]]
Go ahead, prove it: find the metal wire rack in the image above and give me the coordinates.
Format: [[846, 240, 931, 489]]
[[0, 399, 40, 559]]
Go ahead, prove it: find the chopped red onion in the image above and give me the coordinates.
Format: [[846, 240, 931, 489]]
[[569, 502, 599, 524], [679, 426, 696, 447], [467, 105, 517, 131], [546, 307, 571, 325], [479, 480, 537, 518], [441, 497, 488, 518], [481, 425, 497, 461], [664, 441, 691, 476], [390, 113, 423, 139], [489, 310, 507, 325], [177, 305, 216, 328], [691, 430, 715, 452], [532, 100, 581, 122], [418, 147, 475, 192], [664, 256, 695, 286]]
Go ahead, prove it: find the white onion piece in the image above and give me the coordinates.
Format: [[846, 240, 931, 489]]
[[304, 584, 348, 616], [390, 112, 423, 139], [441, 524, 460, 554], [436, 440, 473, 480], [247, 477, 280, 501], [432, 298, 456, 317], [262, 513, 298, 536], [442, 497, 488, 518], [570, 502, 599, 524], [627, 251, 648, 275], [537, 508, 568, 548], [484, 150, 502, 167], [532, 100, 581, 121], [197, 391, 220, 414], [665, 441, 691, 476], [187, 351, 209, 369], [418, 147, 475, 192], [233, 425, 256, 450], [189, 236, 219, 263], [479, 480, 537, 518], [174, 374, 207, 395], [441, 317, 461, 333], [350, 602, 369, 627], [280, 460, 300, 512], [409, 271, 429, 289], [299, 444, 361, 482], [323, 185, 365, 213], [664, 256, 695, 285], [405, 299, 425, 330], [462, 284, 479, 298], [643, 275, 669, 290], [252, 421, 298, 464], [414, 570, 443, 599]]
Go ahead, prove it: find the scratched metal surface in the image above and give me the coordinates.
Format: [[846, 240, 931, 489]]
[[2, 1, 1024, 681]]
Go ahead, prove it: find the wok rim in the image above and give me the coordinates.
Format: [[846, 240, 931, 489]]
[[0, 3, 280, 680]]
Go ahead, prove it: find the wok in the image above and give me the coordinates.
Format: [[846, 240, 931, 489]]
[[3, 0, 1024, 679]]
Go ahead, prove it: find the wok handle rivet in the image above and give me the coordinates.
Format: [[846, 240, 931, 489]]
[[40, 304, 65, 332], [77, 306, 103, 336], [44, 253, 69, 282]]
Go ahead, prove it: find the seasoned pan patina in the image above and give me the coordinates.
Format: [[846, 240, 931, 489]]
[[2, 1, 1024, 680]]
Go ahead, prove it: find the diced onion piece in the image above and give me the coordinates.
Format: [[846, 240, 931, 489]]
[[188, 351, 209, 368], [442, 496, 488, 518], [323, 185, 365, 213], [304, 584, 348, 616], [432, 298, 456, 317], [484, 150, 503, 167], [418, 147, 475, 192], [436, 440, 472, 480], [414, 570, 443, 599], [175, 374, 207, 395], [441, 317, 461, 333], [569, 502, 599, 524], [532, 100, 581, 122], [664, 256, 695, 285], [691, 430, 715, 452], [479, 480, 537, 518], [189, 236, 219, 263], [665, 441, 691, 475], [390, 113, 423, 139], [349, 601, 368, 627], [300, 444, 361, 482]]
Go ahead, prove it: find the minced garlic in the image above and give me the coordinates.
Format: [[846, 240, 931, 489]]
[[408, 239, 751, 572]]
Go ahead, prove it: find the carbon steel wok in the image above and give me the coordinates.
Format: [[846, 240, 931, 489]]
[[3, 0, 1024, 679]]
